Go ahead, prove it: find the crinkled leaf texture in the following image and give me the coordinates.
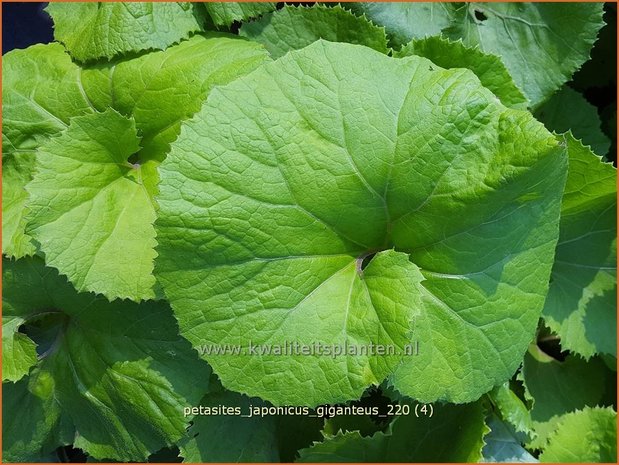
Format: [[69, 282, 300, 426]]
[[396, 36, 528, 110], [239, 4, 389, 59], [297, 401, 488, 462], [1, 257, 211, 462], [3, 35, 269, 301], [46, 2, 206, 62], [539, 407, 617, 463], [543, 135, 617, 359], [204, 2, 276, 27], [156, 40, 567, 406]]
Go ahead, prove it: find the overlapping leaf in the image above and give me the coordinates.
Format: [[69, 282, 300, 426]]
[[3, 373, 73, 462], [2, 316, 38, 382], [46, 2, 206, 62], [444, 2, 604, 107], [180, 384, 323, 463], [536, 86, 610, 157], [1, 2, 615, 462], [181, 389, 279, 462], [240, 4, 389, 58], [489, 383, 535, 440], [2, 43, 94, 258], [298, 401, 488, 462], [156, 40, 567, 406], [396, 36, 528, 109], [204, 2, 276, 27], [540, 407, 617, 462], [543, 135, 617, 359], [347, 2, 457, 47], [481, 415, 537, 463], [1, 257, 211, 461], [4, 34, 269, 301], [519, 346, 611, 448], [348, 2, 604, 107], [26, 110, 157, 301]]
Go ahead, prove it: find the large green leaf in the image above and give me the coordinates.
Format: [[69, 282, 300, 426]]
[[444, 2, 604, 107], [536, 86, 611, 157], [239, 4, 389, 59], [540, 407, 617, 463], [2, 43, 94, 258], [543, 135, 617, 359], [156, 41, 567, 405], [347, 2, 457, 47], [396, 36, 527, 109], [297, 401, 488, 462], [204, 2, 276, 27], [2, 257, 211, 461], [4, 35, 268, 300], [46, 2, 205, 62]]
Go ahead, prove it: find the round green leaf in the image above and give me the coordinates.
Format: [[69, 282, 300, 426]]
[[156, 41, 567, 406]]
